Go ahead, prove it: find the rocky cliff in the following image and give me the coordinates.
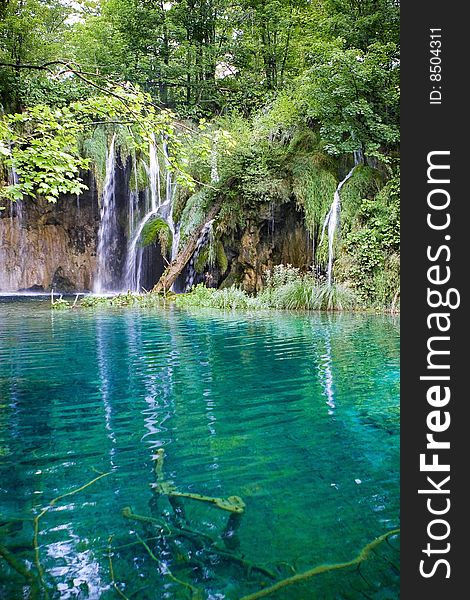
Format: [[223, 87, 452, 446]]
[[0, 174, 99, 293], [0, 171, 312, 294]]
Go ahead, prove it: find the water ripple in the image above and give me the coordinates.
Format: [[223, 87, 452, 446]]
[[0, 301, 399, 599]]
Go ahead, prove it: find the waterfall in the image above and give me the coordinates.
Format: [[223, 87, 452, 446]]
[[0, 167, 26, 291], [123, 189, 144, 292], [353, 148, 364, 166], [320, 164, 358, 287], [123, 150, 152, 292], [160, 139, 179, 264], [123, 203, 157, 291], [149, 133, 160, 212], [123, 135, 178, 292], [185, 219, 214, 291], [182, 132, 220, 292], [92, 132, 179, 294], [94, 135, 117, 293]]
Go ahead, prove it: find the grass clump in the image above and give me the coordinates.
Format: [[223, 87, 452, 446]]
[[263, 273, 357, 311], [175, 284, 262, 310], [80, 292, 168, 308], [176, 264, 358, 312], [265, 277, 318, 310], [314, 282, 357, 311]]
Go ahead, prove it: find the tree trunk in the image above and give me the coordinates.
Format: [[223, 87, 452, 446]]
[[152, 202, 221, 293]]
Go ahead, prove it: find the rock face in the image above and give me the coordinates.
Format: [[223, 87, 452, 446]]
[[0, 174, 99, 293], [220, 202, 313, 293]]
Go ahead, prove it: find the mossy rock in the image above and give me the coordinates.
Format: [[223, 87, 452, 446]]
[[141, 217, 172, 255]]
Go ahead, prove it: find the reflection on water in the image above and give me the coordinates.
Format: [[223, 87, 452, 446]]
[[319, 330, 336, 414], [0, 299, 400, 599]]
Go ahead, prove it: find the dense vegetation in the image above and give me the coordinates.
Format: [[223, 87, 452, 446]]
[[0, 0, 400, 308]]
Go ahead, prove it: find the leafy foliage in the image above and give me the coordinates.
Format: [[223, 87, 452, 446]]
[[0, 88, 184, 203], [1, 104, 89, 202], [338, 175, 400, 305]]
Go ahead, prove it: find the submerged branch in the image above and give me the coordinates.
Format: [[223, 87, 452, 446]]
[[0, 543, 40, 598], [122, 507, 275, 580], [135, 533, 202, 599], [240, 528, 400, 600], [108, 536, 131, 600]]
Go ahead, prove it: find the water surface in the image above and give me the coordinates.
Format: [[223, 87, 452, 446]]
[[0, 298, 399, 599]]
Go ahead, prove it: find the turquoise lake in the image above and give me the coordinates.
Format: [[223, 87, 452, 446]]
[[0, 297, 400, 599]]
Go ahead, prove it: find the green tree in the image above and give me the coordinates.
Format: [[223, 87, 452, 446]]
[[0, 0, 74, 110]]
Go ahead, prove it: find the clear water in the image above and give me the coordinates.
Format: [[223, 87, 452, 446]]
[[0, 298, 400, 599]]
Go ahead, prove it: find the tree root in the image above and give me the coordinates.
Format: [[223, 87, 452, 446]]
[[135, 533, 202, 599], [151, 449, 245, 513], [239, 528, 400, 600], [122, 506, 275, 580]]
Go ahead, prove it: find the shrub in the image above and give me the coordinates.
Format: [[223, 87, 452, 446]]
[[177, 267, 358, 312], [175, 284, 261, 310], [79, 292, 167, 308]]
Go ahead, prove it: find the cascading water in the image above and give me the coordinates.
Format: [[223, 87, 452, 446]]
[[185, 219, 214, 291], [123, 135, 178, 292], [319, 158, 361, 287], [94, 135, 117, 293], [148, 134, 160, 213], [123, 141, 157, 292], [0, 167, 26, 291], [123, 188, 144, 292], [183, 136, 220, 292], [161, 139, 179, 264]]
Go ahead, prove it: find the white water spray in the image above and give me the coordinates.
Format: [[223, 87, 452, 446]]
[[185, 219, 215, 291], [94, 135, 117, 293], [320, 163, 358, 287], [0, 166, 26, 291], [123, 135, 178, 291]]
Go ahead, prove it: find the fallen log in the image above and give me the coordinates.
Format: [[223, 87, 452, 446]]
[[152, 202, 221, 293]]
